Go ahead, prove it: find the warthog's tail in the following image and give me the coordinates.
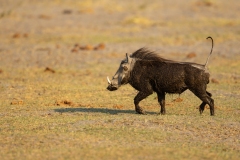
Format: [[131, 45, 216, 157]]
[[204, 36, 214, 68]]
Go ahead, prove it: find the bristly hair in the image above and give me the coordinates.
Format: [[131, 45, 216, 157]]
[[130, 47, 174, 62], [130, 47, 207, 70], [130, 48, 207, 70]]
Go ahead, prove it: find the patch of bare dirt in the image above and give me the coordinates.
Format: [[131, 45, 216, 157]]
[[94, 43, 105, 50], [113, 104, 124, 110], [12, 33, 28, 38], [211, 78, 220, 84], [172, 97, 183, 102], [62, 9, 73, 15], [38, 14, 51, 20], [71, 43, 106, 52], [186, 52, 197, 59], [10, 100, 24, 105], [44, 67, 55, 73], [54, 100, 75, 107]]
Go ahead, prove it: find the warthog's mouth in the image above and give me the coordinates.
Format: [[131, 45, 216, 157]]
[[106, 84, 118, 91]]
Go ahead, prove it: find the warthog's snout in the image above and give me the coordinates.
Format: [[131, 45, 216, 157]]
[[106, 84, 118, 91], [106, 76, 118, 91]]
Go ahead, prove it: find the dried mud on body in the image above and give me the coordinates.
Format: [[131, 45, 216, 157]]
[[0, 0, 240, 160]]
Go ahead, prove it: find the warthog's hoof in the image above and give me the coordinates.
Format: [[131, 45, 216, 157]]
[[157, 112, 165, 115], [135, 108, 146, 115], [136, 111, 147, 115]]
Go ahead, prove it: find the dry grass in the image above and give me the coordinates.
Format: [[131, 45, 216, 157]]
[[0, 0, 240, 159], [0, 59, 239, 159]]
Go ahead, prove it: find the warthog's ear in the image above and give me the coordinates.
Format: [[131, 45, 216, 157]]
[[126, 53, 131, 62]]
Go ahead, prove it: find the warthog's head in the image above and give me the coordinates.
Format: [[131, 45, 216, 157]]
[[107, 53, 133, 91]]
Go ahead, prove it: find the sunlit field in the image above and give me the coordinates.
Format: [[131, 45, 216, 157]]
[[0, 0, 239, 159]]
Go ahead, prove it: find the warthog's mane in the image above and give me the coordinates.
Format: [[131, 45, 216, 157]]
[[130, 47, 175, 62], [130, 47, 205, 70]]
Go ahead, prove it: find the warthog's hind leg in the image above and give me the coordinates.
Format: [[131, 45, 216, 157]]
[[157, 92, 166, 115], [199, 91, 213, 114], [192, 90, 214, 116]]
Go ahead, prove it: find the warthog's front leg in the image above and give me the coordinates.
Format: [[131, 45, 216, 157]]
[[134, 91, 152, 114]]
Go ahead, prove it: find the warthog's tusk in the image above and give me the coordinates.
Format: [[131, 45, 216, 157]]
[[107, 76, 111, 84]]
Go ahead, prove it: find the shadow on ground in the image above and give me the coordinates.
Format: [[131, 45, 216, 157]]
[[54, 107, 155, 115]]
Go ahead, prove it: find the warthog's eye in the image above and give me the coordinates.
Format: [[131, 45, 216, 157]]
[[123, 66, 128, 71]]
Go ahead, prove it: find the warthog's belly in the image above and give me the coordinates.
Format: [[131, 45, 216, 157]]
[[155, 82, 188, 94]]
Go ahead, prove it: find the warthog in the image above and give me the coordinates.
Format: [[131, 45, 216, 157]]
[[107, 37, 214, 116]]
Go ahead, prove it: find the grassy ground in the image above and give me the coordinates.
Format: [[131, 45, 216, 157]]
[[0, 0, 240, 159]]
